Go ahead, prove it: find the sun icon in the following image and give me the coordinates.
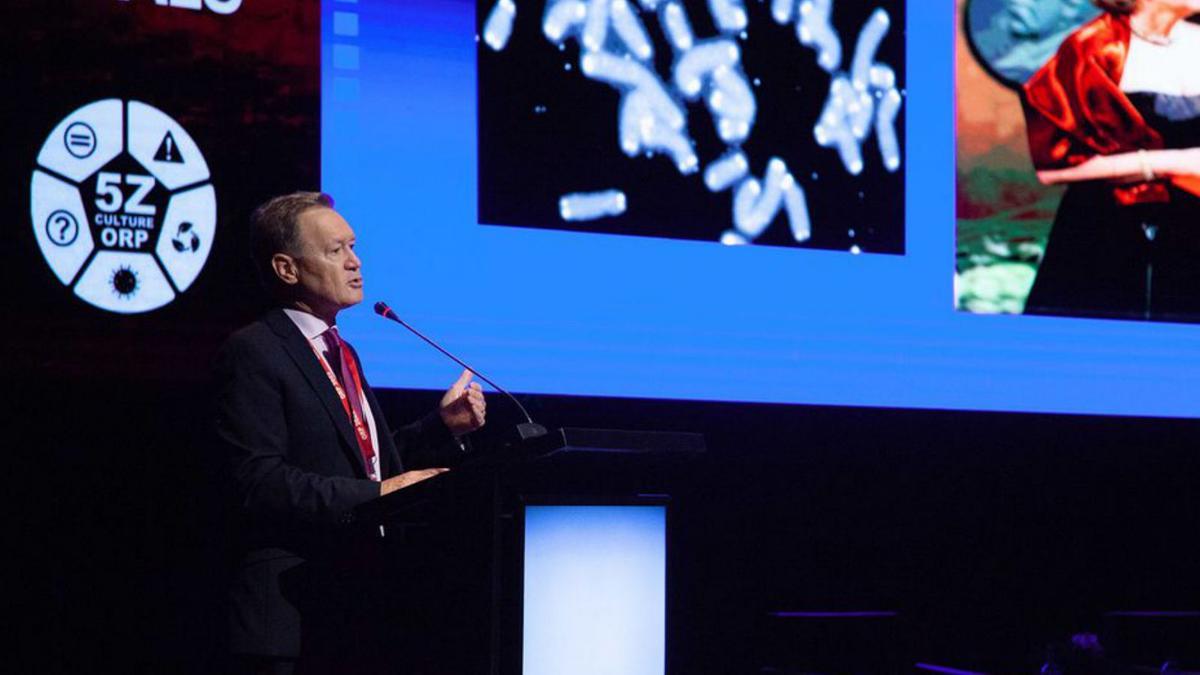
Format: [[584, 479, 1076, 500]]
[[110, 265, 139, 299]]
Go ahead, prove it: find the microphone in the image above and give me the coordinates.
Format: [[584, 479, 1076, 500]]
[[374, 302, 548, 442]]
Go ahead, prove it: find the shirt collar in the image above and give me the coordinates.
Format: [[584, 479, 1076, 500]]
[[282, 308, 333, 342]]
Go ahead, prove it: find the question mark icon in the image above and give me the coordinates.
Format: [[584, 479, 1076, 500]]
[[46, 210, 79, 246]]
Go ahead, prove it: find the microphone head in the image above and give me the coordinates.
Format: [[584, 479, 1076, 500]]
[[373, 301, 392, 318]]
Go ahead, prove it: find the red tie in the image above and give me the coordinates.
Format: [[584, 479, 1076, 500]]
[[323, 327, 378, 480]]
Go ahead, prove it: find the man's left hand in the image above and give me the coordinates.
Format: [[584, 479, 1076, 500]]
[[439, 368, 486, 436]]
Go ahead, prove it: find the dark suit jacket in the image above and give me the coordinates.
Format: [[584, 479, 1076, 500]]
[[213, 308, 462, 658]]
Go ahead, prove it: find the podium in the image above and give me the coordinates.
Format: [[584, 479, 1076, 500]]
[[347, 428, 704, 675]]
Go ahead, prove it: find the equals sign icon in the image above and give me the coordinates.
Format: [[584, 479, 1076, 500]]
[[63, 122, 96, 158]]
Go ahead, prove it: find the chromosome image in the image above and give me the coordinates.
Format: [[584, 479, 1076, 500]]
[[478, 0, 906, 253]]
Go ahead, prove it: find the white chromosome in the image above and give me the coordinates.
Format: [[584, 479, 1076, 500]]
[[795, 0, 841, 72], [560, 190, 627, 221], [868, 63, 895, 90], [704, 151, 749, 192], [707, 0, 748, 34], [724, 158, 811, 244], [661, 2, 695, 51], [671, 39, 756, 143], [815, 77, 869, 174], [483, 0, 517, 51], [810, 8, 902, 175], [581, 0, 609, 52], [542, 0, 586, 42], [875, 88, 902, 172], [850, 8, 889, 89], [710, 65, 755, 143], [770, 0, 795, 24], [618, 91, 697, 172], [673, 40, 739, 96], [611, 0, 653, 61]]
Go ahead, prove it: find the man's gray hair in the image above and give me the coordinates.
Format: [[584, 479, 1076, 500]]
[[249, 191, 334, 288]]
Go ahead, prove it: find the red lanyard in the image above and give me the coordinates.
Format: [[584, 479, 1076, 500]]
[[309, 339, 377, 479]]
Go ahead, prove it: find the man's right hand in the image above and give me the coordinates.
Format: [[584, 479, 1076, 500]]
[[379, 468, 449, 496]]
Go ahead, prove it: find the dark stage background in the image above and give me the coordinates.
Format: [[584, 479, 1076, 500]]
[[12, 379, 1200, 673]]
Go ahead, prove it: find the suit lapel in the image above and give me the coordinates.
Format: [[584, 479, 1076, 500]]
[[265, 309, 368, 478]]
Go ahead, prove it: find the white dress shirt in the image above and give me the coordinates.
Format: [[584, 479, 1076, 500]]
[[283, 308, 382, 481]]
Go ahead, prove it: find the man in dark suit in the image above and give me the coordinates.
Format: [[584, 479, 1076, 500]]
[[213, 191, 486, 674]]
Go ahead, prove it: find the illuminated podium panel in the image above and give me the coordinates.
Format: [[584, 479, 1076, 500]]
[[522, 502, 667, 675], [350, 428, 703, 675]]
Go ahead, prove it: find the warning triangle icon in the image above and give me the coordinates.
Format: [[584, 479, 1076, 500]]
[[154, 131, 184, 163]]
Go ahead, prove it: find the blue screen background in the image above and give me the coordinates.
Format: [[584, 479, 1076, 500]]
[[320, 0, 1200, 418]]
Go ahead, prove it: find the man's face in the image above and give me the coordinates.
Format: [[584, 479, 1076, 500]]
[[290, 207, 363, 317]]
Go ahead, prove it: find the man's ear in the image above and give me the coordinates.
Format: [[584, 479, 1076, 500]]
[[271, 253, 300, 286]]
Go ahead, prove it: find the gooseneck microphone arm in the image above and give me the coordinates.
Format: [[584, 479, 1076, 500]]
[[373, 301, 539, 429]]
